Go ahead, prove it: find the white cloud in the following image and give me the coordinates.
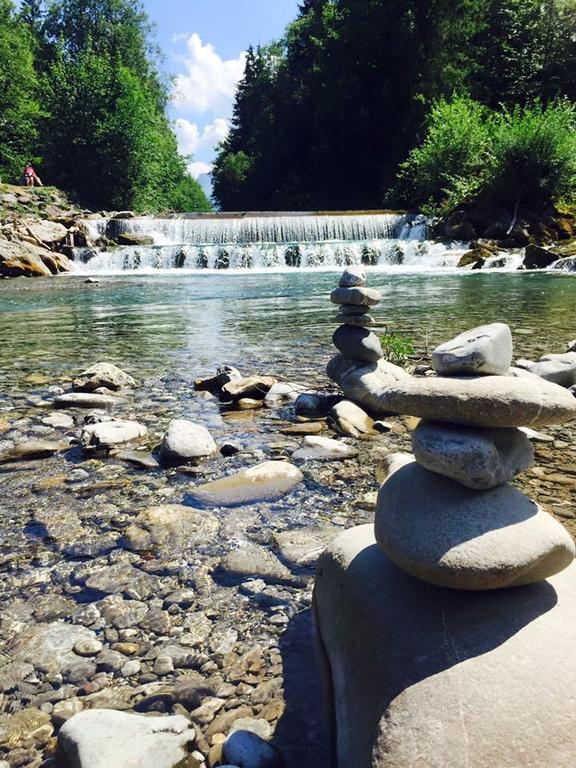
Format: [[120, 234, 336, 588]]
[[187, 161, 213, 179], [173, 34, 247, 114], [175, 117, 230, 157]]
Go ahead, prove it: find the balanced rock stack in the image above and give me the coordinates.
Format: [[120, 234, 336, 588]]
[[330, 266, 384, 362], [315, 318, 576, 768], [375, 322, 575, 590]]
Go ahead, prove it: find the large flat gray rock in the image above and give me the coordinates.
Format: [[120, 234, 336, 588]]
[[330, 287, 381, 307], [431, 323, 513, 376], [328, 356, 576, 427], [527, 353, 576, 388], [125, 504, 219, 553], [313, 524, 576, 768], [411, 421, 534, 489], [374, 458, 574, 589], [58, 710, 194, 768]]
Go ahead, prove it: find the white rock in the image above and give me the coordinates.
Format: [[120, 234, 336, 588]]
[[330, 400, 374, 437], [375, 459, 575, 589], [411, 421, 534, 489], [80, 420, 147, 448], [188, 461, 303, 507], [54, 392, 119, 409], [292, 435, 358, 461], [431, 322, 513, 376], [567, 339, 576, 352], [42, 413, 74, 428], [264, 382, 308, 404], [159, 419, 217, 466], [314, 524, 576, 768], [58, 710, 194, 768]]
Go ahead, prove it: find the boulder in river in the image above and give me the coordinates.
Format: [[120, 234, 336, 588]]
[[431, 322, 513, 376], [57, 710, 195, 768], [314, 524, 576, 768], [72, 362, 137, 392], [159, 419, 217, 466]]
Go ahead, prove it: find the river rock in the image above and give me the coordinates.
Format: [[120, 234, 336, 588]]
[[294, 392, 340, 419], [125, 504, 219, 553], [57, 710, 195, 768], [223, 729, 283, 768], [26, 220, 68, 245], [0, 440, 65, 463], [411, 421, 534, 489], [222, 376, 277, 400], [72, 362, 137, 392], [527, 352, 576, 387], [339, 304, 371, 316], [42, 412, 74, 428], [54, 392, 119, 408], [159, 419, 217, 466], [292, 435, 358, 461], [330, 400, 375, 437], [274, 526, 338, 567], [8, 622, 98, 674], [329, 356, 576, 427], [314, 524, 576, 768], [431, 322, 513, 376], [339, 265, 366, 287], [333, 325, 383, 363], [222, 542, 292, 584], [188, 461, 303, 506], [374, 458, 575, 589], [335, 312, 375, 327], [330, 287, 381, 307], [264, 381, 308, 404], [80, 420, 147, 448]]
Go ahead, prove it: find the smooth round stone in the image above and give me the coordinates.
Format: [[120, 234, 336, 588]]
[[188, 461, 303, 506], [411, 421, 534, 489], [335, 313, 375, 328], [330, 400, 375, 437], [330, 287, 381, 307], [375, 458, 575, 590], [80, 420, 147, 448], [339, 265, 366, 287], [328, 355, 576, 427], [432, 322, 513, 376], [159, 419, 217, 466], [333, 325, 383, 363], [58, 710, 194, 768], [315, 524, 576, 768], [292, 435, 358, 461]]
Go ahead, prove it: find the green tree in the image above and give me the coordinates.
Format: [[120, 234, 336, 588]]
[[0, 0, 41, 181]]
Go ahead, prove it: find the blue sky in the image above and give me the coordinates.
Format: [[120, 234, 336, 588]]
[[144, 0, 301, 177]]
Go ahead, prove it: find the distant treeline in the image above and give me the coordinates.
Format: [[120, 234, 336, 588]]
[[213, 0, 576, 212], [0, 0, 210, 212]]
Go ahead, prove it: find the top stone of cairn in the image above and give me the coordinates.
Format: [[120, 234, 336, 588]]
[[339, 265, 366, 288], [432, 322, 513, 376]]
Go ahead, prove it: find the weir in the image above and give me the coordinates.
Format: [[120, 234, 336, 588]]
[[74, 211, 502, 273]]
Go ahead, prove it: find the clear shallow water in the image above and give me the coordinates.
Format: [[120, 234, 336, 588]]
[[1, 270, 576, 392]]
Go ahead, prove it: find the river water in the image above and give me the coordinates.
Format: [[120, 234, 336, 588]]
[[0, 269, 575, 766]]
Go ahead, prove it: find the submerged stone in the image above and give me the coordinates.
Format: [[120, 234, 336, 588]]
[[292, 435, 358, 461], [125, 504, 219, 553], [188, 461, 303, 506]]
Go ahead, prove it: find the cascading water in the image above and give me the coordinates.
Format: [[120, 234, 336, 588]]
[[74, 211, 474, 274]]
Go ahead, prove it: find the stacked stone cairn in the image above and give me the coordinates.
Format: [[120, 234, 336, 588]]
[[330, 265, 384, 363], [328, 268, 575, 590]]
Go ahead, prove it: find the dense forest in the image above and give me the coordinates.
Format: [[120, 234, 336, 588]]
[[213, 0, 576, 213], [0, 0, 210, 212]]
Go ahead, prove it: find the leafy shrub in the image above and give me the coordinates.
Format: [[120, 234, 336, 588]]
[[390, 97, 492, 214], [391, 97, 576, 213], [380, 333, 415, 366], [488, 100, 576, 206]]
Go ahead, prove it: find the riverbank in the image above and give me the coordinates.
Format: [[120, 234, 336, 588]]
[[0, 270, 575, 766]]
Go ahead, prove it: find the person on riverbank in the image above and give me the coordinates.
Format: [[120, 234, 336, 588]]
[[23, 162, 43, 187]]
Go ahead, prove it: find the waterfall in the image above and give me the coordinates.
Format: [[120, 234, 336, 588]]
[[75, 211, 475, 273]]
